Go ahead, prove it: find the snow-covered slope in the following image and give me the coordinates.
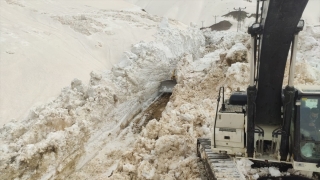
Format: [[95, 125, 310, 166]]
[[126, 0, 255, 29], [0, 18, 205, 179], [0, 0, 186, 126]]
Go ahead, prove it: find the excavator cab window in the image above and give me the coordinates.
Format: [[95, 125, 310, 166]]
[[299, 97, 320, 159]]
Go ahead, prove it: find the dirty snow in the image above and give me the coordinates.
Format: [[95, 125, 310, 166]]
[[1, 0, 320, 179]]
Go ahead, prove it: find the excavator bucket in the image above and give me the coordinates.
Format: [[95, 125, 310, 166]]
[[159, 80, 177, 93]]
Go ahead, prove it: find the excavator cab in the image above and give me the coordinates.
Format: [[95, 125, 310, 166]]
[[292, 86, 320, 173]]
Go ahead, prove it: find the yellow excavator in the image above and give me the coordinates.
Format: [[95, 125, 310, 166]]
[[197, 0, 320, 179]]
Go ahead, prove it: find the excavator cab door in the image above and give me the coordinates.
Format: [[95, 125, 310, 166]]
[[292, 87, 320, 173]]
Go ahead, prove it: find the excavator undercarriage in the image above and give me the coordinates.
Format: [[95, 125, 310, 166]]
[[197, 138, 243, 180], [197, 138, 316, 180]]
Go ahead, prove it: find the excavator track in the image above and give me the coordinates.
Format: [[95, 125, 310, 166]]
[[197, 138, 244, 180], [197, 138, 314, 180]]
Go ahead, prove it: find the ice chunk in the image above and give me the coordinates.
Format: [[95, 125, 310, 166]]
[[252, 173, 259, 179], [269, 167, 281, 177], [159, 17, 169, 29], [123, 163, 135, 172]]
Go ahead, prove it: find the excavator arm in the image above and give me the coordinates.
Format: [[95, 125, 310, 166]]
[[247, 0, 308, 160], [254, 0, 308, 125]]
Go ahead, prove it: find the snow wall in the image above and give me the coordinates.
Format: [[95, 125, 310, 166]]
[[0, 19, 204, 179]]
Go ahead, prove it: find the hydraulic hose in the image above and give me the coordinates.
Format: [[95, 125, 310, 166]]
[[213, 87, 224, 148]]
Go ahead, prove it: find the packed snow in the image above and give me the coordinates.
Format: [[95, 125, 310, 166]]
[[1, 0, 320, 179], [0, 0, 186, 126]]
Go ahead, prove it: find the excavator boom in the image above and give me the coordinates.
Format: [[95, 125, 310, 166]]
[[255, 0, 308, 125]]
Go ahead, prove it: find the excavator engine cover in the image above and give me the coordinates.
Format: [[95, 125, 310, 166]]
[[229, 91, 247, 105]]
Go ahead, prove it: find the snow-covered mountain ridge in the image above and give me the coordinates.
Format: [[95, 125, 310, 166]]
[[126, 0, 320, 29]]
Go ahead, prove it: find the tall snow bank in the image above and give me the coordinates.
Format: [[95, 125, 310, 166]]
[[297, 26, 320, 71], [0, 18, 204, 180], [108, 31, 251, 180], [283, 26, 320, 86], [0, 0, 164, 127], [225, 43, 248, 66]]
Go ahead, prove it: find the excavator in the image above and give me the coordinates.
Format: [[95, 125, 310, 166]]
[[197, 0, 320, 179]]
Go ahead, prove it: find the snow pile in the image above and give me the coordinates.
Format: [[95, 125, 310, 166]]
[[226, 63, 250, 90], [237, 158, 254, 176], [283, 26, 320, 85], [98, 31, 251, 179], [298, 26, 320, 69], [236, 158, 315, 179], [203, 31, 251, 91], [0, 19, 204, 179], [0, 0, 174, 126], [225, 43, 248, 66]]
